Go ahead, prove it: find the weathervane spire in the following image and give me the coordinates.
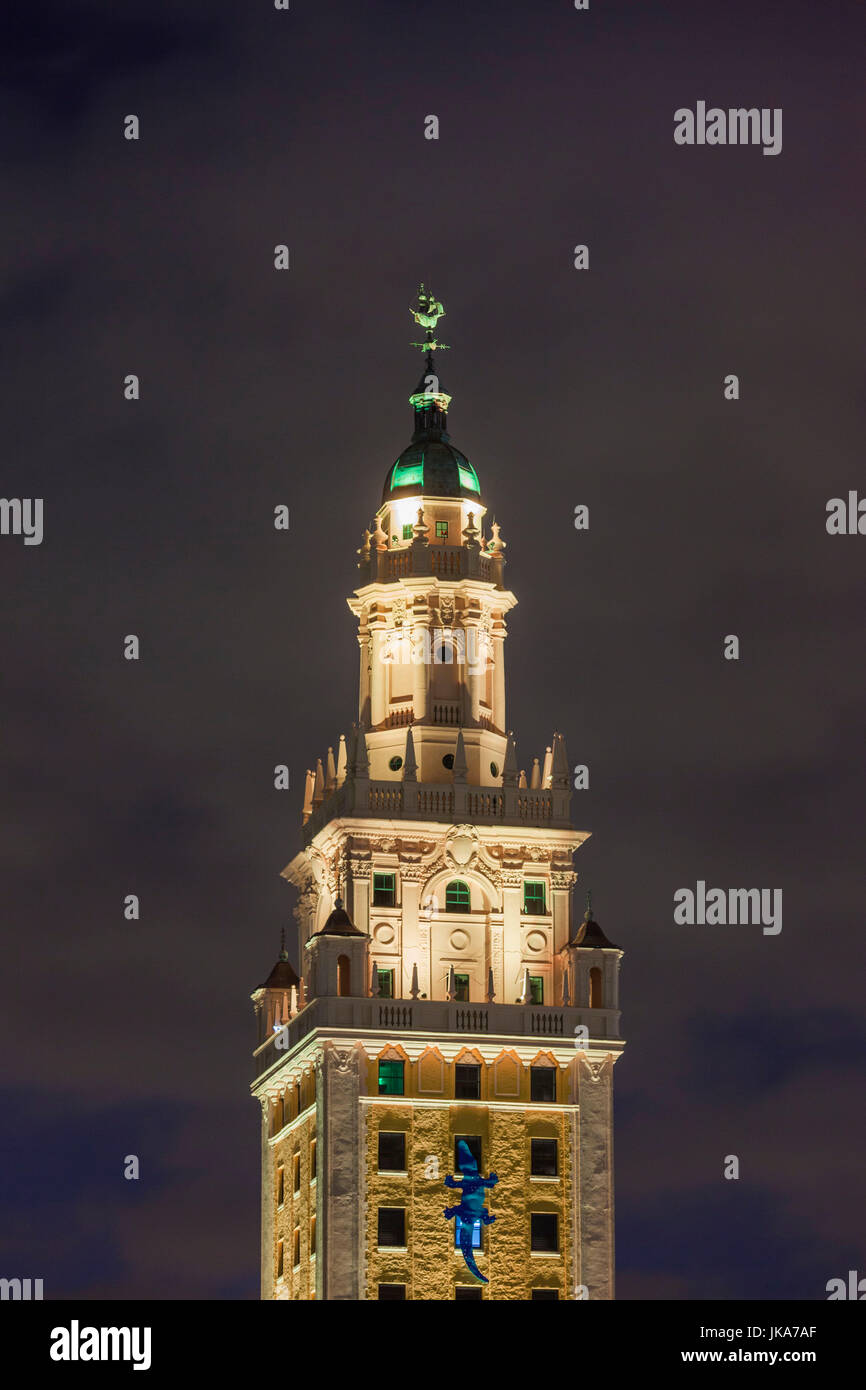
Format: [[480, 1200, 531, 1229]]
[[409, 283, 449, 355]]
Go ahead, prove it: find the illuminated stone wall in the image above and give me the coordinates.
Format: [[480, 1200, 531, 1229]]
[[363, 1055, 575, 1300]]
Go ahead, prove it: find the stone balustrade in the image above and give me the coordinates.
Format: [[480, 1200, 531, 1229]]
[[253, 993, 621, 1079]]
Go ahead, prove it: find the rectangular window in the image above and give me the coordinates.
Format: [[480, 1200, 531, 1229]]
[[310, 1215, 316, 1257], [454, 971, 470, 1002], [528, 975, 544, 1005], [530, 1066, 556, 1103], [435, 520, 449, 538], [523, 881, 547, 914], [292, 1152, 301, 1193], [531, 1288, 559, 1300], [310, 1139, 317, 1182], [277, 1166, 285, 1206], [531, 1138, 558, 1177], [295, 1081, 302, 1114], [530, 1213, 559, 1253], [292, 1228, 301, 1267], [378, 1284, 407, 1300], [378, 1131, 407, 1172], [376, 967, 394, 999], [378, 1060, 405, 1095], [377, 1207, 406, 1248], [454, 1135, 482, 1172], [454, 1063, 481, 1100], [373, 872, 396, 906], [455, 1286, 483, 1300], [402, 523, 413, 540], [277, 1240, 284, 1278], [454, 1217, 482, 1250]]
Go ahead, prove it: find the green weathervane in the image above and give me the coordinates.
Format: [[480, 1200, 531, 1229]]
[[409, 284, 450, 354]]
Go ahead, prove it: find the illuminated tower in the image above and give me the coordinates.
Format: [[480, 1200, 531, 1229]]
[[250, 290, 625, 1301]]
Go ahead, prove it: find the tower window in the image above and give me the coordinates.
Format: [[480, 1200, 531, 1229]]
[[455, 1286, 483, 1300], [530, 1066, 556, 1104], [454, 972, 470, 1002], [277, 1239, 284, 1279], [530, 1213, 559, 1253], [293, 1152, 301, 1193], [378, 1284, 407, 1300], [388, 755, 403, 771], [377, 1207, 406, 1248], [445, 880, 471, 913], [435, 520, 449, 538], [292, 1228, 301, 1267], [378, 1131, 407, 1171], [454, 1135, 482, 1171], [337, 953, 351, 997], [376, 967, 394, 998], [310, 1139, 317, 1182], [454, 1063, 481, 1100], [531, 1288, 559, 1300], [378, 1060, 405, 1095], [589, 966, 603, 1008], [528, 975, 544, 1006], [277, 1166, 285, 1207], [373, 873, 396, 907], [402, 523, 413, 540], [523, 881, 547, 915], [531, 1138, 558, 1177], [454, 1217, 482, 1250]]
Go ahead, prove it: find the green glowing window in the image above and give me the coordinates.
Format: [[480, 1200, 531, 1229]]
[[376, 968, 394, 999], [528, 976, 544, 1005], [454, 972, 470, 1002], [373, 873, 396, 906], [457, 461, 480, 493], [436, 520, 449, 538], [446, 880, 471, 913], [378, 1060, 404, 1095], [402, 523, 413, 540], [391, 461, 423, 490], [523, 881, 546, 915]]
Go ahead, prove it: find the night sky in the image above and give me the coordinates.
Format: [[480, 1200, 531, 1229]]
[[2, 0, 863, 1300]]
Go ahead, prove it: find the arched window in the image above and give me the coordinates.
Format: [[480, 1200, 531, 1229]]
[[589, 966, 602, 1009], [337, 954, 351, 997], [445, 880, 471, 913]]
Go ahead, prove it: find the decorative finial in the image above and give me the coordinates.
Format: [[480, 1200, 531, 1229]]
[[409, 283, 450, 354], [585, 890, 593, 921], [279, 926, 288, 962]]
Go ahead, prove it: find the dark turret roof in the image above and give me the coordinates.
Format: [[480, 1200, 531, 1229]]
[[310, 896, 366, 938], [262, 956, 301, 990], [570, 915, 620, 950], [260, 933, 300, 990]]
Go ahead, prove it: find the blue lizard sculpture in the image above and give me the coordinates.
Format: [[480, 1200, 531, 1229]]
[[444, 1139, 499, 1283]]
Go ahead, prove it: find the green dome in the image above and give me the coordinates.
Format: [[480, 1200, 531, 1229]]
[[383, 440, 481, 503]]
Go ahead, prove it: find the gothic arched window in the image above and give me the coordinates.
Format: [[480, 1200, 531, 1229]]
[[446, 880, 471, 913]]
